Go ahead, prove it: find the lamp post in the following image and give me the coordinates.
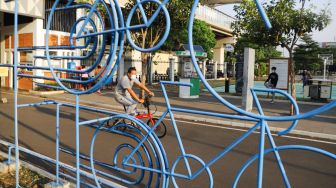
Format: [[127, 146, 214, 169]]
[[318, 54, 333, 80]]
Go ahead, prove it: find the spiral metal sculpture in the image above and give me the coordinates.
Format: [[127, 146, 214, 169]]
[[3, 0, 335, 187]]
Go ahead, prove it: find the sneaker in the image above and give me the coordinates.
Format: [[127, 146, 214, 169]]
[[270, 100, 274, 104]]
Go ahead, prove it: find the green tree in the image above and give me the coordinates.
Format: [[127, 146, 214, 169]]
[[77, 0, 107, 18], [123, 0, 217, 90], [123, 0, 167, 89], [162, 0, 217, 57], [180, 20, 216, 59], [232, 0, 330, 112], [235, 37, 282, 77], [293, 34, 323, 73]]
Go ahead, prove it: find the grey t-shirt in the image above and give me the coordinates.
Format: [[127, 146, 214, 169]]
[[115, 75, 140, 96]]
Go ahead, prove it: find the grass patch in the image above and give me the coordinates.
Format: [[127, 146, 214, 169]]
[[0, 156, 50, 188]]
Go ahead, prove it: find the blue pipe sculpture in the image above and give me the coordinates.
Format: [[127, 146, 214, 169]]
[[3, 0, 335, 187]]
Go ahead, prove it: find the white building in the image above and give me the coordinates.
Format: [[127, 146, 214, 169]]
[[0, 0, 85, 90]]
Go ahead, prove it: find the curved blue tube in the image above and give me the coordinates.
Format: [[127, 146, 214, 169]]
[[126, 0, 171, 52], [233, 145, 336, 187], [187, 0, 335, 124]]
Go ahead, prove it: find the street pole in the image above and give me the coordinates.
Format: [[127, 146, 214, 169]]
[[242, 48, 255, 112], [13, 0, 19, 187], [169, 57, 175, 82], [323, 59, 327, 80]]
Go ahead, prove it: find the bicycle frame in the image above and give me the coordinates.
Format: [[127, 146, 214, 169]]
[[120, 81, 336, 187], [135, 113, 153, 120]]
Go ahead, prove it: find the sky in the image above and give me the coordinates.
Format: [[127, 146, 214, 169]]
[[217, 0, 336, 43]]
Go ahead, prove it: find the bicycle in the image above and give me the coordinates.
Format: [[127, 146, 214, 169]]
[[107, 95, 167, 138], [88, 81, 336, 188]]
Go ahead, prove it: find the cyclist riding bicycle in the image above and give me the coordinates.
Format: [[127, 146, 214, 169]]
[[115, 67, 154, 115]]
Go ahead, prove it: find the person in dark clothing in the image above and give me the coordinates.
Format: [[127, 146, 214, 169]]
[[264, 67, 279, 103], [301, 70, 312, 87]]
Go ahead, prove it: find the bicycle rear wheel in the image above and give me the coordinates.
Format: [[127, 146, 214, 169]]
[[147, 118, 167, 138]]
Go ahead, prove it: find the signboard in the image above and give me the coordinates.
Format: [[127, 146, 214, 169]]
[[0, 67, 9, 77], [269, 58, 289, 90], [318, 54, 333, 65], [183, 61, 194, 78], [225, 44, 234, 52], [320, 86, 331, 99], [175, 51, 207, 58]]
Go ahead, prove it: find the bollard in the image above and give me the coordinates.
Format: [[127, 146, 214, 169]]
[[225, 78, 230, 93]]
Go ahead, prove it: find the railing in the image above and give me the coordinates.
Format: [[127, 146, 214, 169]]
[[195, 4, 235, 30]]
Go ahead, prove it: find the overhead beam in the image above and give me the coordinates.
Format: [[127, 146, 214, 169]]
[[203, 0, 242, 6]]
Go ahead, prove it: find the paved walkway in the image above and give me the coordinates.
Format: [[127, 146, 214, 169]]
[[1, 88, 336, 140]]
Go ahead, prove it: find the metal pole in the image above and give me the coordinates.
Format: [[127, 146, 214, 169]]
[[257, 120, 266, 188], [76, 95, 80, 187], [56, 104, 60, 185], [323, 59, 327, 80], [13, 0, 19, 187], [169, 57, 175, 82]]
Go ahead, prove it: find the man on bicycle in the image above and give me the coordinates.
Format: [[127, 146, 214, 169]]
[[115, 67, 154, 115]]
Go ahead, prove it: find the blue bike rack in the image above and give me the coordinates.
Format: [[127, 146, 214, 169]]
[[2, 0, 335, 187]]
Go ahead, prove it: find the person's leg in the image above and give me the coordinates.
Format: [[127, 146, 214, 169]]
[[115, 94, 138, 115], [124, 96, 138, 115], [271, 85, 275, 103], [271, 92, 275, 103]]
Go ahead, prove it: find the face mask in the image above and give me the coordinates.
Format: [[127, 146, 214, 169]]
[[131, 75, 137, 80]]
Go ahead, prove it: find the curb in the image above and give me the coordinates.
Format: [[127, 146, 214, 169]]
[[29, 90, 65, 97]]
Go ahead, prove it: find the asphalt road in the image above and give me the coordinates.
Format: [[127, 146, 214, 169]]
[[0, 92, 335, 188]]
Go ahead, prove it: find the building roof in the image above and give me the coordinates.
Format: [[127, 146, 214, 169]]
[[178, 44, 205, 52]]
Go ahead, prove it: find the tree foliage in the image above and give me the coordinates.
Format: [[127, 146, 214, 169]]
[[162, 1, 216, 59], [180, 20, 216, 59], [293, 34, 323, 73], [232, 0, 330, 51], [235, 36, 282, 76], [235, 37, 282, 64], [232, 0, 330, 103], [123, 0, 216, 86]]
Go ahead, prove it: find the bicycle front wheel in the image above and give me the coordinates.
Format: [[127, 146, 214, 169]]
[[147, 118, 167, 138]]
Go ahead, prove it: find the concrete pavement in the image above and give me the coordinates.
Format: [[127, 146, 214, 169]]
[[0, 91, 335, 187], [5, 88, 335, 140]]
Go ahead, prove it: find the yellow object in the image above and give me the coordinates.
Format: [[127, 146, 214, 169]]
[[0, 67, 9, 77]]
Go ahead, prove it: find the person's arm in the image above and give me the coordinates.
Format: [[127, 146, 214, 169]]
[[126, 88, 144, 103], [136, 82, 154, 96], [265, 74, 271, 83], [274, 74, 279, 87]]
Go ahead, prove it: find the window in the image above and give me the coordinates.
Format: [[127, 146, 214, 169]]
[[43, 0, 77, 33]]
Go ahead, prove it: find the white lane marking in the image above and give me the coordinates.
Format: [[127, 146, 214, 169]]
[[174, 119, 336, 145], [2, 91, 335, 145]]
